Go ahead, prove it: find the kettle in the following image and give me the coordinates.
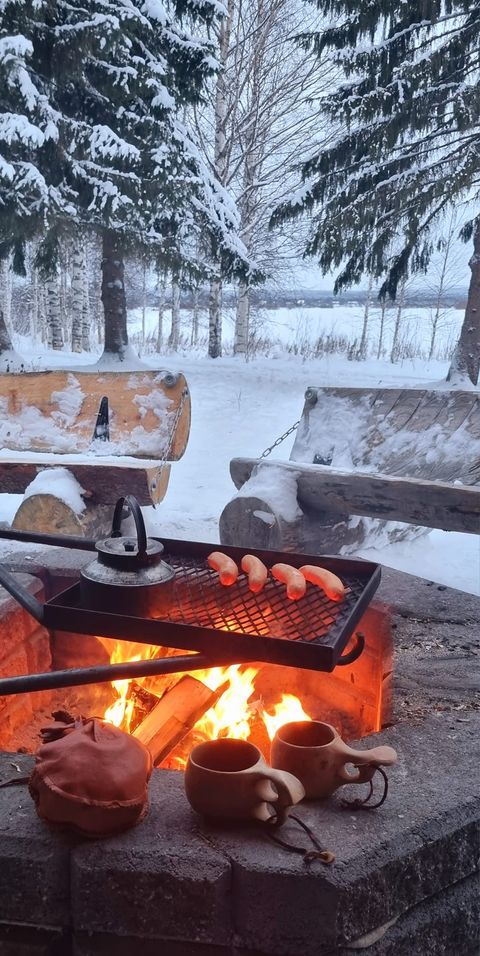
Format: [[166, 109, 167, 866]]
[[79, 495, 175, 618]]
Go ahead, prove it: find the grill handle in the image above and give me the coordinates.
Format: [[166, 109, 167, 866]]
[[0, 565, 45, 624], [336, 632, 365, 666]]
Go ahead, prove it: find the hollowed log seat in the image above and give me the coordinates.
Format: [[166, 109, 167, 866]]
[[0, 368, 190, 535], [220, 386, 480, 553]]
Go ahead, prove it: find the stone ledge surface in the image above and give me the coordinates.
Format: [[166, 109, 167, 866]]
[[65, 714, 480, 954], [198, 714, 479, 955], [0, 754, 71, 930]]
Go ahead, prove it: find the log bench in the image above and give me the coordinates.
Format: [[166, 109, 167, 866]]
[[0, 368, 190, 535], [220, 386, 480, 553]]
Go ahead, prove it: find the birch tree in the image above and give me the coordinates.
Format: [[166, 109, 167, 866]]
[[71, 240, 84, 353], [46, 271, 64, 351], [193, 0, 332, 357]]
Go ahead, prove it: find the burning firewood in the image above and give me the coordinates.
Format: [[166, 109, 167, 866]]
[[133, 675, 230, 765]]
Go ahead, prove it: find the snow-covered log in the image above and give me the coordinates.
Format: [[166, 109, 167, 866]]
[[220, 385, 480, 553]]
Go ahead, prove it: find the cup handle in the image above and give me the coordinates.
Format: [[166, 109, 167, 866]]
[[252, 768, 305, 826], [335, 743, 397, 786]]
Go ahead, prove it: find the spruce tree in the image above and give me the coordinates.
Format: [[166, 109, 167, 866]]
[[0, 0, 248, 361], [273, 1, 480, 383]]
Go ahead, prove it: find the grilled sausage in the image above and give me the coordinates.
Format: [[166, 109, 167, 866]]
[[208, 551, 239, 586], [299, 565, 346, 602], [241, 554, 268, 594], [271, 563, 306, 601]]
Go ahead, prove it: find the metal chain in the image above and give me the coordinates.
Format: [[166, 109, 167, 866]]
[[260, 419, 300, 459]]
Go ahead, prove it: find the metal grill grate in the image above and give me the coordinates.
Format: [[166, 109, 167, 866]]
[[165, 554, 368, 645], [31, 539, 382, 672]]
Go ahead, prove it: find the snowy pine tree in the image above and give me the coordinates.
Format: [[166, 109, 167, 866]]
[[274, 1, 480, 383], [0, 0, 249, 361]]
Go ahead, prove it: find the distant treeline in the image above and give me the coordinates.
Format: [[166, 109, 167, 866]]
[[126, 285, 468, 312]]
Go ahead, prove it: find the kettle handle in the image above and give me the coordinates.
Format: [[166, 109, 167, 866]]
[[110, 495, 148, 556]]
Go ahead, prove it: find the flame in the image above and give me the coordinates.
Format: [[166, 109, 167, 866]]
[[262, 694, 311, 740], [101, 638, 311, 761], [189, 664, 259, 741], [101, 639, 156, 732]]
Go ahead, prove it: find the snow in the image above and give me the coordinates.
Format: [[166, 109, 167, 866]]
[[50, 376, 85, 425], [236, 464, 302, 523], [23, 467, 86, 515], [1, 306, 479, 596]]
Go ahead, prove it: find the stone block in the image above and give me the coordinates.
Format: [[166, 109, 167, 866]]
[[0, 695, 34, 750], [0, 576, 45, 660], [25, 628, 53, 676], [0, 644, 34, 749], [0, 923, 67, 956], [334, 871, 480, 956], [71, 771, 232, 946], [73, 935, 231, 956], [0, 754, 71, 930]]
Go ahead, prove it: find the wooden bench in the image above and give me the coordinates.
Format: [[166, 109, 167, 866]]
[[220, 386, 480, 553], [0, 368, 190, 535]]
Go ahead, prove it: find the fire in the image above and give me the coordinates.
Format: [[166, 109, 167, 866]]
[[101, 639, 157, 731], [101, 639, 311, 761], [262, 694, 311, 740]]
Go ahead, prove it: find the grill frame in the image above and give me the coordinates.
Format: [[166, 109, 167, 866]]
[[42, 538, 381, 672]]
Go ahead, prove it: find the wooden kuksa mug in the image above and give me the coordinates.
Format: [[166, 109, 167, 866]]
[[271, 721, 397, 799], [185, 738, 305, 824]]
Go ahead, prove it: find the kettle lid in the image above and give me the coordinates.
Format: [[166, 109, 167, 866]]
[[95, 495, 164, 572]]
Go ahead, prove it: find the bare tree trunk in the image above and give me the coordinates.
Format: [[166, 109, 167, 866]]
[[0, 257, 12, 329], [141, 258, 147, 351], [0, 304, 25, 371], [59, 252, 69, 345], [0, 309, 13, 353], [429, 222, 454, 361], [30, 265, 39, 342], [101, 228, 128, 359], [390, 278, 406, 363], [208, 278, 222, 358], [89, 238, 103, 345], [447, 218, 480, 386], [169, 277, 181, 349], [71, 241, 84, 353], [359, 274, 373, 358], [156, 271, 166, 352], [191, 286, 200, 346], [234, 279, 250, 355], [207, 0, 234, 359], [38, 279, 48, 344], [46, 272, 64, 350], [377, 299, 387, 359], [82, 245, 91, 351]]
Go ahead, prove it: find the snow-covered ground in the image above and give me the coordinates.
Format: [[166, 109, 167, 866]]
[[3, 305, 479, 596]]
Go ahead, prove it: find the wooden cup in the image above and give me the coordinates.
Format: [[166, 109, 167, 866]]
[[185, 738, 305, 825], [271, 720, 397, 799]]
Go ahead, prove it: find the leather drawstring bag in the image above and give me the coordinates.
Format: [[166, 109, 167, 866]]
[[29, 716, 153, 838]]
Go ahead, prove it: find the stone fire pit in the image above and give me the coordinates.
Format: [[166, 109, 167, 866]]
[[0, 545, 478, 955]]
